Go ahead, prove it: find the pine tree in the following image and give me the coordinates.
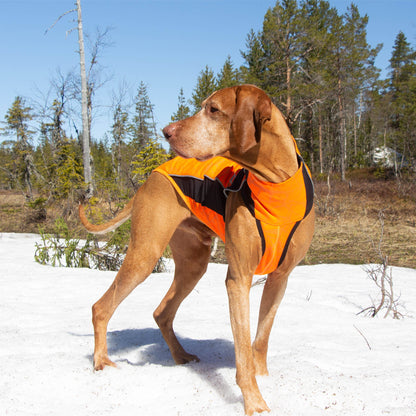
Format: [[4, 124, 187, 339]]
[[259, 0, 306, 123], [240, 0, 382, 176], [330, 4, 380, 179]]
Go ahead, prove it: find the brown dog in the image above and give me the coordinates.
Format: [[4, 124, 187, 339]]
[[79, 85, 315, 415]]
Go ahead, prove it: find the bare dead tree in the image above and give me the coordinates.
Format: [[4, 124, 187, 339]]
[[45, 0, 93, 196], [358, 211, 404, 319], [84, 27, 114, 132], [75, 0, 93, 196]]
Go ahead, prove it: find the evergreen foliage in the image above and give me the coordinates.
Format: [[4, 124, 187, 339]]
[[217, 56, 242, 89], [171, 88, 190, 122], [1, 0, 416, 204], [34, 216, 166, 272], [1, 97, 36, 196], [240, 0, 389, 176], [388, 32, 416, 167], [35, 217, 125, 270], [190, 65, 218, 113], [131, 138, 169, 186], [54, 138, 85, 199], [0, 0, 415, 274], [129, 81, 157, 152]]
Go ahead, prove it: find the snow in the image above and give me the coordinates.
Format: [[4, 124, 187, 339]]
[[1, 232, 415, 416]]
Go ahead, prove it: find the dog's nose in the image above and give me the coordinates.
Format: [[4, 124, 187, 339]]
[[162, 125, 173, 141]]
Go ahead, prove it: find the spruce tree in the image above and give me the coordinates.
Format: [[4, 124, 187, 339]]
[[111, 104, 129, 184], [36, 93, 84, 200], [128, 82, 163, 188], [240, 0, 381, 176], [131, 138, 168, 186], [129, 82, 157, 152], [54, 138, 84, 199], [241, 29, 266, 87], [388, 32, 416, 167], [259, 0, 306, 122], [1, 97, 36, 197], [217, 56, 241, 89], [190, 66, 217, 113], [171, 88, 190, 121]]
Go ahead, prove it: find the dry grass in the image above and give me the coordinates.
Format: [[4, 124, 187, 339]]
[[1, 175, 415, 268], [0, 190, 85, 235], [308, 176, 416, 268]]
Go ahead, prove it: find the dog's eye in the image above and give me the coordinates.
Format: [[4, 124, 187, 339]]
[[209, 105, 219, 114]]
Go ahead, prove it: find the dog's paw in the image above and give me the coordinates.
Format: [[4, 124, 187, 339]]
[[244, 397, 270, 416], [241, 382, 270, 416], [93, 355, 117, 371], [173, 351, 200, 365]]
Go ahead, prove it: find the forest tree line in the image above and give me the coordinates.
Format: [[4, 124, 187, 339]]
[[1, 0, 416, 205]]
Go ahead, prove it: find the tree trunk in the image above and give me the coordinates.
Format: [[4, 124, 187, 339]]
[[76, 0, 93, 196], [318, 110, 323, 174], [338, 78, 347, 181], [286, 56, 292, 122]]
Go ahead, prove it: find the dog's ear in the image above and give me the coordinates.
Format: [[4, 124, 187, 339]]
[[231, 86, 272, 154]]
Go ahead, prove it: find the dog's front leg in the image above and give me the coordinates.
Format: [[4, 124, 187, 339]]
[[225, 196, 270, 416], [226, 269, 270, 416]]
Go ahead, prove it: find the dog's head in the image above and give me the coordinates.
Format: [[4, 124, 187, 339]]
[[162, 84, 272, 161]]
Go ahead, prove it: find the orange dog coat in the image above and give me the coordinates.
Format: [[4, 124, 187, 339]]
[[154, 149, 313, 275]]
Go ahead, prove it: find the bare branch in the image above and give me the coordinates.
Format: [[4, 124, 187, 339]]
[[44, 9, 76, 35], [353, 325, 372, 350], [66, 27, 77, 38]]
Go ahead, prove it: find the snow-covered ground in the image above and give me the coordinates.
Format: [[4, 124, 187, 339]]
[[1, 232, 415, 415]]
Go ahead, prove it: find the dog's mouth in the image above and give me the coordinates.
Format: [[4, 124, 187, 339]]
[[171, 147, 191, 159], [171, 146, 214, 161], [195, 154, 214, 161]]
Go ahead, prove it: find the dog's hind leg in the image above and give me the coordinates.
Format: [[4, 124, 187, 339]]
[[153, 220, 212, 364], [92, 173, 191, 371]]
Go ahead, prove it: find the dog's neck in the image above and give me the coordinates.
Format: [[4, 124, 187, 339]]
[[227, 105, 299, 184]]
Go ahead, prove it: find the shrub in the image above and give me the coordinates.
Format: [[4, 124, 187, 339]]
[[34, 217, 166, 272]]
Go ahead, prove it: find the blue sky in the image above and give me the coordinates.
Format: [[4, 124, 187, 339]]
[[1, 0, 416, 143]]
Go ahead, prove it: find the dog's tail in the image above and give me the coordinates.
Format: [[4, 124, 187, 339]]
[[78, 197, 134, 235]]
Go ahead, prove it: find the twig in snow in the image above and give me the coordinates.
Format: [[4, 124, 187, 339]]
[[353, 325, 372, 350]]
